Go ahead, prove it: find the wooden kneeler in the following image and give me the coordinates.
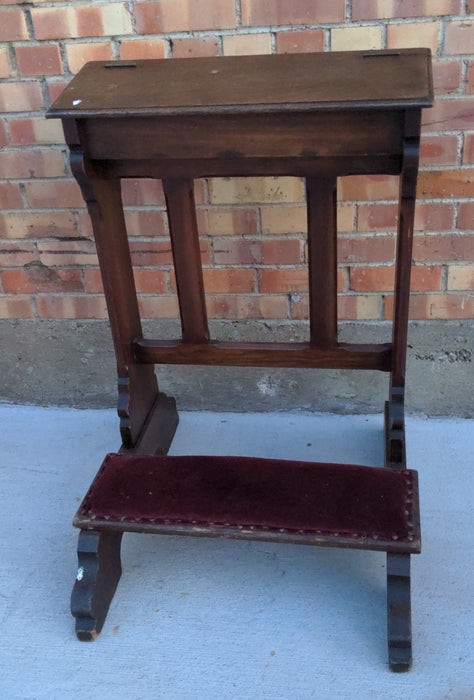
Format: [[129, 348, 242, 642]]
[[47, 49, 433, 671]]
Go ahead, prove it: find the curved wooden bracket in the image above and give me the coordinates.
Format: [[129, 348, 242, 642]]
[[71, 530, 123, 641]]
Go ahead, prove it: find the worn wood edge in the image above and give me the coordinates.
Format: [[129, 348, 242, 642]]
[[91, 155, 402, 179], [72, 516, 421, 554], [71, 530, 123, 642], [119, 391, 178, 456]]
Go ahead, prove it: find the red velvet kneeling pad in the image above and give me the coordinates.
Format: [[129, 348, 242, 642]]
[[76, 453, 418, 545]]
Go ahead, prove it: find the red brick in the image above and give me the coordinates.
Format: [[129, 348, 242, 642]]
[[207, 294, 289, 320], [411, 265, 444, 291], [352, 0, 460, 20], [413, 234, 474, 262], [0, 149, 65, 179], [135, 0, 236, 33], [119, 39, 167, 61], [275, 29, 325, 54], [289, 293, 382, 321], [467, 61, 474, 94], [171, 37, 220, 59], [420, 135, 459, 167], [258, 268, 308, 294], [444, 21, 474, 55], [83, 269, 103, 294], [138, 296, 179, 319], [202, 268, 255, 293], [447, 265, 474, 291], [338, 235, 396, 263], [0, 7, 28, 41], [36, 295, 108, 319], [9, 117, 65, 146], [241, 0, 345, 25], [0, 182, 23, 210], [1, 267, 83, 294], [350, 265, 442, 292], [32, 4, 132, 40], [24, 180, 83, 209], [213, 239, 302, 265], [197, 207, 258, 237], [0, 46, 13, 79], [422, 98, 474, 132], [350, 266, 394, 291], [124, 210, 168, 237], [66, 42, 114, 74], [338, 175, 398, 202], [0, 82, 44, 112], [431, 60, 462, 96], [223, 33, 272, 56], [417, 169, 474, 199], [403, 293, 473, 319], [131, 239, 212, 266], [16, 44, 62, 77], [129, 240, 173, 267], [133, 269, 169, 293], [463, 134, 474, 164], [0, 242, 37, 268], [457, 202, 474, 230], [47, 81, 68, 105], [38, 240, 98, 268], [340, 295, 382, 320], [0, 211, 77, 240], [387, 22, 440, 53], [358, 204, 398, 232], [0, 297, 33, 320], [121, 179, 166, 207], [414, 203, 455, 231], [0, 120, 7, 148]]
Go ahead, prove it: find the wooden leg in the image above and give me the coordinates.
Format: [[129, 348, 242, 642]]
[[387, 552, 412, 672], [384, 387, 406, 469], [71, 530, 123, 641]]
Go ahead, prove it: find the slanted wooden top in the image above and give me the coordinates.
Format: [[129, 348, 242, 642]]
[[47, 49, 433, 119]]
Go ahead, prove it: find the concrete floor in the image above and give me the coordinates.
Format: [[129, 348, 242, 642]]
[[0, 404, 473, 700]]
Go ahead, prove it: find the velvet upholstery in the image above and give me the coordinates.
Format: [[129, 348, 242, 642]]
[[77, 454, 418, 545]]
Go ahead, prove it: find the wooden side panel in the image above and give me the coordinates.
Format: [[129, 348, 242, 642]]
[[82, 111, 404, 161]]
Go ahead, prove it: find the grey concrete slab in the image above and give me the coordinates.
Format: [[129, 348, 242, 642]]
[[0, 405, 473, 699]]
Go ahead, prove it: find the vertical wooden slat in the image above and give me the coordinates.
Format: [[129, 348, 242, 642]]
[[391, 110, 421, 389], [163, 178, 209, 344], [306, 176, 338, 347]]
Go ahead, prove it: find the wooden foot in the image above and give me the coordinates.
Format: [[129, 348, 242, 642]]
[[387, 552, 412, 672], [71, 529, 123, 641]]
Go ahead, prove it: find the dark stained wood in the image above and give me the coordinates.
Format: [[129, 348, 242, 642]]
[[92, 154, 403, 180], [119, 392, 179, 457], [73, 518, 420, 555], [80, 110, 404, 161], [49, 51, 432, 667], [47, 50, 433, 118], [387, 553, 413, 672], [162, 178, 209, 344], [306, 177, 338, 347], [71, 530, 122, 641], [391, 110, 422, 390], [69, 149, 162, 448], [133, 339, 392, 371]]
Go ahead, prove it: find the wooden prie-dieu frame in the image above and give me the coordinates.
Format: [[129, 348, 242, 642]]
[[47, 49, 433, 672]]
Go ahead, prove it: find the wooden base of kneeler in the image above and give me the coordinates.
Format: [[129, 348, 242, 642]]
[[71, 453, 420, 667]]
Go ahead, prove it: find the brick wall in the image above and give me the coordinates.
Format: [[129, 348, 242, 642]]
[[0, 0, 473, 324]]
